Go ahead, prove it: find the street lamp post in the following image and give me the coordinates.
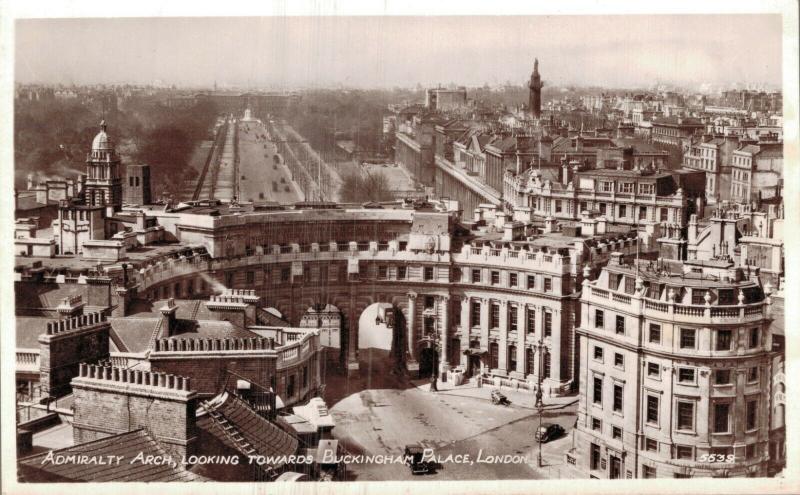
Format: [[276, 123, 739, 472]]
[[534, 337, 545, 468]]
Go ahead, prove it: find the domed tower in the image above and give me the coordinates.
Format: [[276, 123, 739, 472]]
[[84, 120, 122, 215], [528, 58, 543, 120]]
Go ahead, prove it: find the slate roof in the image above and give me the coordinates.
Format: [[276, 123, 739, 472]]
[[17, 429, 208, 482], [197, 392, 299, 469], [108, 317, 160, 353], [16, 284, 81, 311], [15, 195, 54, 211], [610, 138, 664, 154], [113, 298, 270, 353], [257, 308, 292, 327], [110, 316, 259, 353], [15, 316, 48, 348], [738, 144, 762, 155]]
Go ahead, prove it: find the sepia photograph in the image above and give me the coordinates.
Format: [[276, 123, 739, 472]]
[[1, 1, 797, 493]]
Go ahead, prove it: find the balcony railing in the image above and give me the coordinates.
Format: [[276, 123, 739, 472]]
[[675, 305, 705, 317], [585, 283, 767, 323], [16, 350, 40, 371], [612, 293, 632, 304]]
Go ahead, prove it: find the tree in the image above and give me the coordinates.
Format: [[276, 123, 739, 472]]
[[339, 170, 394, 203]]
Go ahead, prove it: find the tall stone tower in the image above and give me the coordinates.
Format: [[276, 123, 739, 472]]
[[84, 120, 123, 216], [528, 58, 543, 120]]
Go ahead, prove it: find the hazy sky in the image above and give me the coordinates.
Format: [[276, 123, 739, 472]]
[[15, 15, 782, 89]]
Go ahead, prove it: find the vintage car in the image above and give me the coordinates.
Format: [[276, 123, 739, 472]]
[[491, 389, 511, 406], [535, 423, 565, 443], [404, 445, 433, 475]]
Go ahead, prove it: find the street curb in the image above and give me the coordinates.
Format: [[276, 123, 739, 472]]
[[412, 384, 579, 411]]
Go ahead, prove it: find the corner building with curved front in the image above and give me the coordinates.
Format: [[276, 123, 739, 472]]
[[572, 254, 782, 478]]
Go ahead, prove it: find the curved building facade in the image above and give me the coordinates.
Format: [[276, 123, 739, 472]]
[[112, 204, 642, 396], [572, 254, 778, 478]]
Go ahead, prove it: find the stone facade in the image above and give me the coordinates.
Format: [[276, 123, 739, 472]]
[[573, 254, 779, 478]]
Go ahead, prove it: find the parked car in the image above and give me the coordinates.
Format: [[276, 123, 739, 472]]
[[491, 389, 511, 406], [535, 423, 565, 443], [404, 445, 434, 475]]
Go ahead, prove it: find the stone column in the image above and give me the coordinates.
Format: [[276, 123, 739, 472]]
[[347, 286, 359, 374], [460, 296, 470, 368], [516, 303, 527, 375], [479, 298, 490, 352], [498, 300, 508, 371], [479, 298, 490, 374], [549, 308, 562, 383], [406, 292, 419, 373], [439, 295, 450, 380]]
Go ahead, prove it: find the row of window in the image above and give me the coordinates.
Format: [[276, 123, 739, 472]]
[[595, 314, 761, 351], [377, 265, 423, 280], [597, 181, 656, 195], [470, 301, 552, 335], [732, 169, 751, 181], [534, 199, 670, 222], [589, 438, 759, 473], [242, 240, 407, 256], [485, 341, 551, 377], [243, 264, 432, 285], [591, 203, 671, 222], [645, 361, 760, 385], [470, 269, 555, 292], [732, 183, 750, 199], [592, 380, 760, 433]]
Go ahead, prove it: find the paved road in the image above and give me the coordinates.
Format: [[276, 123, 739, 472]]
[[213, 119, 236, 201], [238, 121, 302, 204], [326, 353, 578, 480]]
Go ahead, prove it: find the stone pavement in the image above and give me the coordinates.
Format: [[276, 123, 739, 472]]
[[412, 376, 579, 412]]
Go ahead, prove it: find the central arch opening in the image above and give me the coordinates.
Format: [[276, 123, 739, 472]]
[[319, 302, 411, 408], [356, 303, 405, 381]]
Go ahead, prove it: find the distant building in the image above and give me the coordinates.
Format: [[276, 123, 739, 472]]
[[650, 117, 704, 149], [425, 87, 468, 112], [730, 143, 783, 203], [123, 164, 153, 206], [84, 120, 123, 216], [528, 59, 543, 119], [682, 135, 740, 204], [504, 163, 705, 231]]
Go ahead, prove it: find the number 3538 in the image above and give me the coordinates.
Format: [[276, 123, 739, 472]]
[[698, 454, 735, 463]]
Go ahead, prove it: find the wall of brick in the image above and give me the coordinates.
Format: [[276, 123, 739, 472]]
[[150, 356, 277, 396], [38, 315, 110, 397], [71, 366, 198, 459]]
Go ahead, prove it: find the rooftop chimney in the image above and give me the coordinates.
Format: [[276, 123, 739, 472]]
[[159, 298, 178, 337]]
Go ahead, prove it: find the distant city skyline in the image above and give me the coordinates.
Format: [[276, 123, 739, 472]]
[[15, 15, 782, 90]]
